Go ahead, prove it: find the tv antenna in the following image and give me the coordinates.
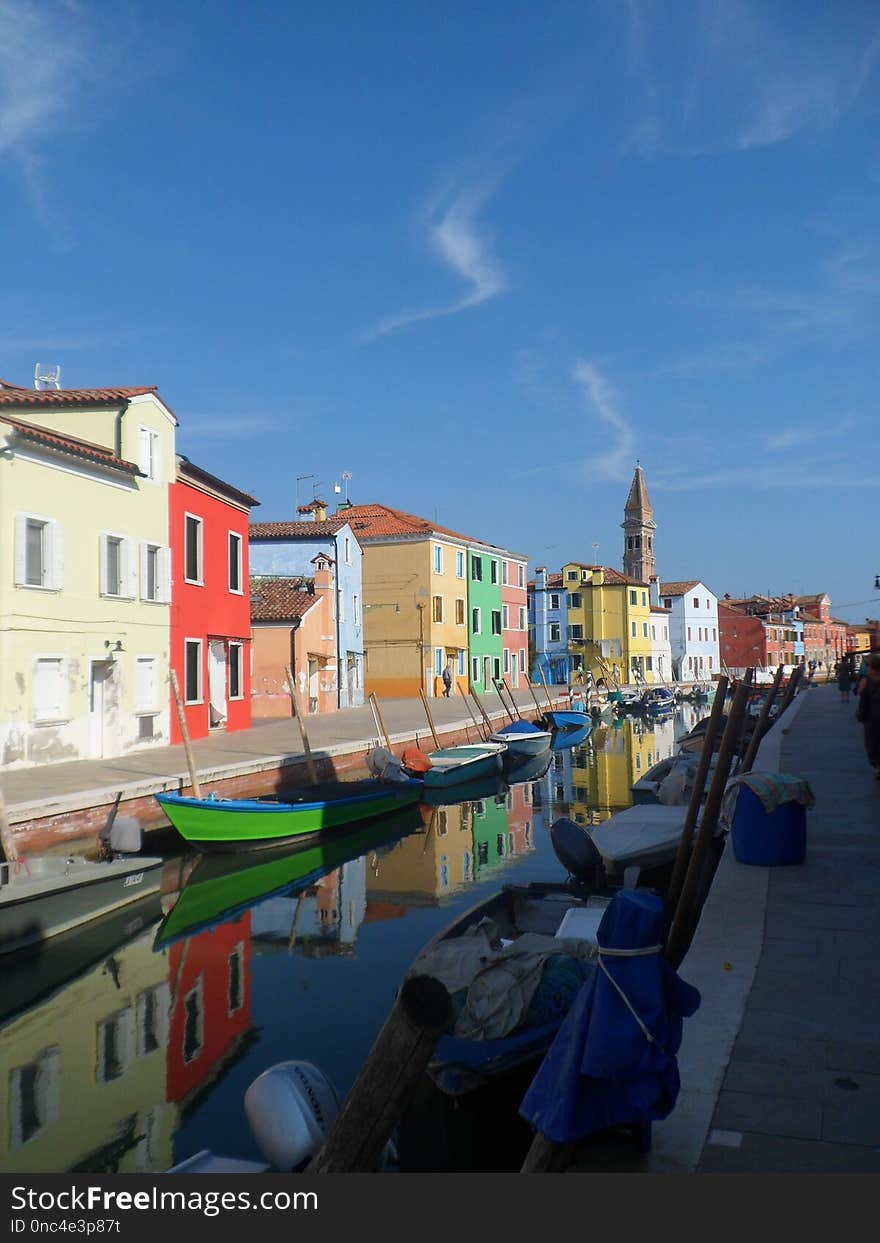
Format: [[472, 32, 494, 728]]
[[34, 363, 62, 390], [340, 471, 352, 501], [592, 542, 600, 564]]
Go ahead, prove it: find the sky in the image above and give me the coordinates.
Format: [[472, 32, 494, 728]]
[[2, 0, 879, 622]]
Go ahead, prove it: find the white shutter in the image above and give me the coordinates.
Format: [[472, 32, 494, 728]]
[[124, 538, 137, 599], [49, 521, 63, 590], [138, 427, 150, 477], [159, 547, 172, 603], [140, 542, 149, 600], [99, 534, 109, 596], [14, 514, 26, 585]]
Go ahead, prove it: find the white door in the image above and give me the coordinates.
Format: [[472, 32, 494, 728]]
[[208, 640, 227, 728], [89, 661, 112, 758], [511, 652, 518, 688]]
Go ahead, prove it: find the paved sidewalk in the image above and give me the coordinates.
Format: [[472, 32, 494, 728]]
[[1, 688, 546, 823], [651, 683, 880, 1173]]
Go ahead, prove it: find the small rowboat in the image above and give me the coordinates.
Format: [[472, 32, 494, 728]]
[[417, 742, 507, 789], [489, 720, 553, 758], [154, 777, 424, 853]]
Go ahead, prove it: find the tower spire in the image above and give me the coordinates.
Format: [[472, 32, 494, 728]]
[[622, 463, 655, 582]]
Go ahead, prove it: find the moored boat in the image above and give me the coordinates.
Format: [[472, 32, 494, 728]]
[[154, 777, 424, 852], [489, 719, 553, 758], [415, 742, 507, 789]]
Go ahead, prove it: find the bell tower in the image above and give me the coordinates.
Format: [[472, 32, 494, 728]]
[[622, 463, 655, 582]]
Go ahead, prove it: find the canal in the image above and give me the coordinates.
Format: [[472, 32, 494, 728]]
[[0, 703, 709, 1175]]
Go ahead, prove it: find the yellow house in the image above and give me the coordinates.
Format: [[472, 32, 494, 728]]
[[0, 384, 176, 766], [339, 503, 477, 699], [561, 563, 654, 685]]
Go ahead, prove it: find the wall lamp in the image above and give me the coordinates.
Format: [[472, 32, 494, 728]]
[[364, 602, 400, 615], [104, 639, 124, 656]]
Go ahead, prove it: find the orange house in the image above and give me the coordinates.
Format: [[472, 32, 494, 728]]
[[250, 556, 338, 716]]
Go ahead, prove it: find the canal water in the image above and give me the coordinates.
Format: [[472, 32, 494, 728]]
[[0, 704, 709, 1175]]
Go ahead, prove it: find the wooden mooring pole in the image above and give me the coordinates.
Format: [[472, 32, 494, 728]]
[[418, 687, 441, 750], [458, 682, 486, 739], [170, 669, 202, 798], [739, 664, 785, 775], [369, 691, 393, 753], [470, 688, 494, 736], [307, 975, 452, 1172], [537, 666, 556, 715], [286, 666, 319, 785], [493, 679, 517, 723], [0, 785, 19, 864]]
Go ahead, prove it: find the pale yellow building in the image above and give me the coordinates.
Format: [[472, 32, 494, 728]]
[[0, 384, 175, 766], [561, 563, 654, 685]]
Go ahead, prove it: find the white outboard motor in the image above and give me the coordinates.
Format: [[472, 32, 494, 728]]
[[366, 745, 408, 783], [244, 1061, 341, 1171], [99, 816, 142, 858]]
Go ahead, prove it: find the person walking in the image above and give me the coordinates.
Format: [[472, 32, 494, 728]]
[[442, 662, 453, 697], [855, 655, 880, 780], [838, 658, 852, 703]]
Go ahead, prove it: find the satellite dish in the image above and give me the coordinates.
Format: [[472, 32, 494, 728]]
[[34, 363, 62, 390]]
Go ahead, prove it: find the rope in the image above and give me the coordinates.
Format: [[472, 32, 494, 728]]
[[591, 942, 662, 1045]]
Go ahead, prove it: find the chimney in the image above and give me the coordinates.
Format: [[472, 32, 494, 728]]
[[296, 499, 328, 522], [311, 554, 334, 592], [535, 566, 547, 588], [649, 575, 660, 607]]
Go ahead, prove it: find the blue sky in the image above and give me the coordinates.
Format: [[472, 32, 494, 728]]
[[2, 0, 879, 621]]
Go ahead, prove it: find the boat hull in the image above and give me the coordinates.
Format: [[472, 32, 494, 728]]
[[545, 709, 591, 729], [0, 856, 164, 956], [422, 745, 505, 789], [154, 779, 424, 851], [489, 731, 552, 758]]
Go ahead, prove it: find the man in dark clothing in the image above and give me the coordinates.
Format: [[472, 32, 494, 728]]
[[442, 663, 453, 697], [856, 655, 880, 780]]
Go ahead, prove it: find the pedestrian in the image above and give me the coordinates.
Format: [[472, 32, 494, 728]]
[[441, 663, 453, 697], [837, 658, 852, 703], [855, 655, 880, 780]]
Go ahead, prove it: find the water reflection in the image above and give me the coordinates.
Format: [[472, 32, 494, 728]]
[[0, 706, 706, 1174]]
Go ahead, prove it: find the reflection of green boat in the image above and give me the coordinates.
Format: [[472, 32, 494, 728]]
[[154, 806, 424, 949]]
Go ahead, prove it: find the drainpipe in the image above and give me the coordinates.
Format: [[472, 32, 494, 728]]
[[114, 400, 132, 459], [334, 536, 343, 709], [289, 618, 300, 715]]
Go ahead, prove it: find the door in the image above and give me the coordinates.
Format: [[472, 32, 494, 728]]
[[89, 661, 113, 758], [208, 640, 227, 728], [308, 657, 319, 713], [511, 651, 518, 688], [483, 656, 491, 692]]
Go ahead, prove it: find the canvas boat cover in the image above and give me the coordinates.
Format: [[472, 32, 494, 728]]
[[518, 889, 701, 1143]]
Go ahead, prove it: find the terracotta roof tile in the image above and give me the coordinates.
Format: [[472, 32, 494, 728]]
[[0, 385, 158, 407], [250, 577, 319, 622], [660, 580, 702, 597], [0, 413, 141, 475], [249, 519, 353, 540], [339, 502, 503, 550]]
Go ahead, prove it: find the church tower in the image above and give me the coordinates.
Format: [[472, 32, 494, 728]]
[[622, 463, 655, 582]]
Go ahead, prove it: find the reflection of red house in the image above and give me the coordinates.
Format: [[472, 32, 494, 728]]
[[166, 916, 253, 1105], [505, 783, 535, 857], [170, 456, 259, 743]]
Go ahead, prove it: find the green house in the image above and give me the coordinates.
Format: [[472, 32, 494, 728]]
[[467, 546, 503, 697]]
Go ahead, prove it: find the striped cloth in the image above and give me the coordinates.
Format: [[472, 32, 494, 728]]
[[721, 771, 815, 830]]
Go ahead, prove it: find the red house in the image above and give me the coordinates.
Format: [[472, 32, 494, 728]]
[[718, 600, 768, 671], [170, 456, 259, 742], [501, 553, 529, 689]]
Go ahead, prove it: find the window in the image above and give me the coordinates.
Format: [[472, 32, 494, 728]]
[[502, 604, 509, 629], [502, 561, 508, 585], [493, 657, 501, 682], [490, 560, 498, 585], [353, 594, 360, 625], [491, 610, 502, 636], [184, 515, 203, 583], [472, 607, 481, 634], [456, 550, 465, 578], [97, 1008, 135, 1083], [434, 545, 443, 574], [141, 543, 170, 603], [455, 597, 465, 625], [33, 657, 67, 723], [137, 426, 160, 482], [9, 1047, 61, 1149], [518, 565, 524, 587], [641, 592, 647, 607], [519, 607, 526, 630], [136, 985, 170, 1056], [471, 556, 482, 581], [568, 592, 582, 609], [433, 595, 443, 623], [550, 593, 560, 610], [184, 639, 202, 703], [631, 621, 636, 637], [550, 622, 561, 643], [182, 980, 204, 1064], [664, 598, 672, 609], [228, 946, 244, 1014], [15, 514, 62, 590], [643, 622, 648, 637], [651, 625, 656, 639], [713, 628, 717, 641], [503, 648, 510, 673], [687, 627, 692, 640], [99, 533, 135, 598], [229, 643, 243, 699], [228, 532, 243, 593], [629, 590, 637, 605], [458, 649, 465, 676], [471, 657, 480, 684], [646, 656, 653, 671], [568, 623, 583, 641], [135, 657, 158, 713], [435, 647, 443, 676], [709, 656, 713, 670], [520, 648, 526, 676], [567, 570, 578, 581], [344, 537, 351, 564]]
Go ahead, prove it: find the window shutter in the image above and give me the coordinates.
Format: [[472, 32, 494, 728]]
[[48, 521, 64, 590], [140, 542, 149, 599], [125, 538, 137, 598], [138, 427, 149, 475], [99, 534, 109, 596], [159, 547, 172, 603], [14, 514, 27, 585]]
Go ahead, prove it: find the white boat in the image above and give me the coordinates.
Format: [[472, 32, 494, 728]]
[[488, 721, 553, 758], [0, 852, 164, 956], [588, 805, 701, 873]]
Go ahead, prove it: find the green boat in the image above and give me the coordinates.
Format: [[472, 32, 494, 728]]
[[154, 777, 424, 852], [154, 806, 425, 949]]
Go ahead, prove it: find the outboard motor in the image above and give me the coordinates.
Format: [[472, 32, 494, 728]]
[[550, 816, 603, 883], [98, 815, 142, 859], [244, 1061, 341, 1171]]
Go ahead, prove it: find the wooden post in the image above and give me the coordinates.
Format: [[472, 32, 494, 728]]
[[524, 674, 545, 720], [418, 687, 441, 750], [470, 688, 494, 735], [665, 675, 728, 919], [502, 678, 523, 720], [170, 668, 202, 799], [740, 664, 785, 775], [665, 681, 751, 969], [0, 785, 19, 864], [369, 692, 393, 753], [493, 679, 516, 723], [776, 663, 804, 718], [307, 975, 452, 1173], [286, 665, 319, 785], [537, 666, 555, 714], [287, 893, 307, 951], [458, 682, 486, 739]]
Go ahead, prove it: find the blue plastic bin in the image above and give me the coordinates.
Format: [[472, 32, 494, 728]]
[[730, 785, 806, 866]]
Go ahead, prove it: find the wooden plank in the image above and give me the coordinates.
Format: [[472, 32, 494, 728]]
[[170, 668, 202, 798]]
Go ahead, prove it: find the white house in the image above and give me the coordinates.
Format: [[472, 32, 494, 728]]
[[649, 603, 673, 684], [658, 580, 720, 682]]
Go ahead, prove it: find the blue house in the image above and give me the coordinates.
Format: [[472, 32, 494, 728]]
[[249, 501, 364, 708], [528, 567, 572, 685]]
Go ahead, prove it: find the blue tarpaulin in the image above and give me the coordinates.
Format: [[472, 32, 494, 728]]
[[518, 889, 700, 1144]]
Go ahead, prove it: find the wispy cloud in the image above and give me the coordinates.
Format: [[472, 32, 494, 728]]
[[180, 414, 285, 442], [573, 361, 636, 481], [655, 342, 772, 379], [365, 179, 508, 340]]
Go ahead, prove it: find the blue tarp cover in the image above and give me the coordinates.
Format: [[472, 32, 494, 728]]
[[497, 719, 543, 735], [518, 889, 701, 1143]]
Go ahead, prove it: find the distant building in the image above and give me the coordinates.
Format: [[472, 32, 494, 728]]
[[659, 581, 720, 681], [250, 559, 338, 717], [529, 569, 570, 685]]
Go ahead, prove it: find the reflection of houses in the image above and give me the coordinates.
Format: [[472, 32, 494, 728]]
[[250, 557, 338, 717], [365, 806, 474, 905], [250, 858, 367, 957], [502, 781, 536, 861], [568, 717, 676, 826], [0, 925, 175, 1174], [164, 917, 254, 1112]]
